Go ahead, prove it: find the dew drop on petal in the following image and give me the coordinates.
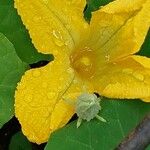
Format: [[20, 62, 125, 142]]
[[47, 92, 56, 99], [105, 54, 110, 61], [54, 38, 64, 47], [67, 68, 74, 74], [33, 16, 42, 22], [52, 30, 64, 47], [133, 72, 144, 81], [24, 95, 33, 103], [52, 30, 62, 39]]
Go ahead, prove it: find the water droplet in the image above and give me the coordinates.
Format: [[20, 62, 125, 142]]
[[25, 95, 33, 103], [32, 70, 41, 77], [122, 68, 133, 74], [65, 40, 70, 46], [67, 68, 74, 74], [73, 79, 78, 84], [47, 92, 56, 99], [33, 16, 42, 22], [105, 55, 110, 61], [133, 72, 144, 81], [54, 39, 64, 47], [52, 30, 65, 47], [52, 30, 62, 39]]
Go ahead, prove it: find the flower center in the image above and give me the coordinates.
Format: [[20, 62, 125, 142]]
[[70, 47, 96, 79]]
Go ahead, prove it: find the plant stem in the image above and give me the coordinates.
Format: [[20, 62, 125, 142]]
[[115, 113, 150, 150]]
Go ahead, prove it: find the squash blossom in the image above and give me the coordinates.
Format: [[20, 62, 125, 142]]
[[14, 0, 150, 144]]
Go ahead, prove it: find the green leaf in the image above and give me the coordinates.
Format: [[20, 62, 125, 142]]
[[84, 0, 112, 22], [0, 33, 28, 128], [45, 99, 150, 150], [9, 132, 32, 150], [0, 0, 52, 64], [146, 145, 150, 150], [137, 30, 150, 57]]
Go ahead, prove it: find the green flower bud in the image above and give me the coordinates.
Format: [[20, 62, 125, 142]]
[[75, 93, 101, 121]]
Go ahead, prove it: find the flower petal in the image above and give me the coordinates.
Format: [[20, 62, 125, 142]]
[[93, 55, 150, 101], [49, 77, 94, 131], [100, 0, 146, 13], [14, 0, 89, 55], [15, 51, 74, 144], [15, 49, 93, 144], [45, 0, 90, 44], [89, 0, 150, 63]]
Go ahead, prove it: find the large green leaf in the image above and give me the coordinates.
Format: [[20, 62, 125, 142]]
[[0, 0, 52, 64], [9, 132, 32, 150], [0, 33, 27, 128], [45, 99, 150, 150]]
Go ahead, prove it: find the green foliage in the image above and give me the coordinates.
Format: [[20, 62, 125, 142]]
[[84, 0, 112, 22], [45, 99, 150, 150], [0, 0, 52, 64], [9, 132, 32, 150], [0, 0, 150, 149], [138, 30, 150, 57], [0, 33, 27, 128]]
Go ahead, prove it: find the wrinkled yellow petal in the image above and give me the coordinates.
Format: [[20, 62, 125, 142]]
[[14, 0, 73, 55], [45, 0, 90, 44], [15, 51, 74, 144], [89, 0, 150, 63], [49, 77, 94, 130], [93, 55, 150, 100], [15, 49, 93, 144], [14, 0, 92, 144], [14, 0, 89, 55], [100, 0, 146, 13]]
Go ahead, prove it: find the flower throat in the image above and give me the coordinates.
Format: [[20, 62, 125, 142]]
[[70, 47, 96, 79]]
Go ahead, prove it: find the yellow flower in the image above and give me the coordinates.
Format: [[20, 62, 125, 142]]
[[15, 0, 150, 144]]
